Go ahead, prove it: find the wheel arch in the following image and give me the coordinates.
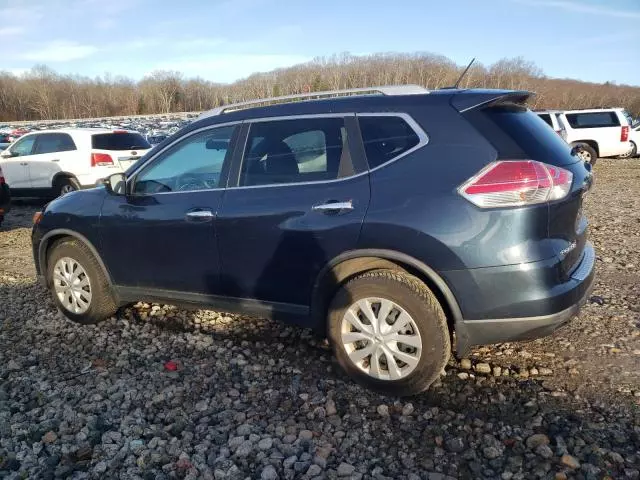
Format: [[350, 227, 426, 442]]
[[51, 172, 79, 187], [39, 229, 114, 289], [310, 249, 463, 343], [571, 140, 599, 156]]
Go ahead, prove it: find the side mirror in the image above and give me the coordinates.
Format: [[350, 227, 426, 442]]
[[0, 149, 14, 158], [103, 173, 126, 195]]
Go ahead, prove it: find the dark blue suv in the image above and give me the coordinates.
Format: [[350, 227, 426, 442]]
[[32, 86, 595, 396]]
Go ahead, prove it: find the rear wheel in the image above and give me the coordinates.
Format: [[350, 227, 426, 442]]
[[54, 177, 81, 197], [619, 141, 637, 159], [47, 238, 117, 324], [572, 143, 597, 166], [328, 269, 450, 396]]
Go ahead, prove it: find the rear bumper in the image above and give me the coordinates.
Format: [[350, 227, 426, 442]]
[[453, 242, 596, 356]]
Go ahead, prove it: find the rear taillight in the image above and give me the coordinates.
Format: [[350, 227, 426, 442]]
[[91, 153, 114, 167], [621, 126, 629, 142], [459, 160, 573, 208]]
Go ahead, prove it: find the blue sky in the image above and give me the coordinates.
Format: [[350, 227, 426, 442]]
[[1, 0, 639, 85]]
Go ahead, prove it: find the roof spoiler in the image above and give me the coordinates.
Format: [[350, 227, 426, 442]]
[[451, 90, 533, 113]]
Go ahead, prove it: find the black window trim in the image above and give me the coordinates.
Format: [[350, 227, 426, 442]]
[[127, 121, 241, 196], [227, 112, 428, 190], [357, 112, 429, 173]]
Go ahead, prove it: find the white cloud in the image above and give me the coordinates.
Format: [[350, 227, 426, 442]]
[[172, 38, 227, 50], [579, 32, 640, 46], [22, 40, 98, 62], [0, 26, 24, 36], [512, 0, 640, 19], [5, 67, 29, 77]]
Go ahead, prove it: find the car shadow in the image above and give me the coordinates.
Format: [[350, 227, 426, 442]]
[[3, 279, 639, 479]]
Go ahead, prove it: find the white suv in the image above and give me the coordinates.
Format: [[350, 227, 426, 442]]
[[0, 129, 151, 197], [556, 108, 631, 164], [536, 110, 565, 136]]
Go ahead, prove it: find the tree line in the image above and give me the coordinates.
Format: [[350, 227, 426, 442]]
[[1, 53, 638, 122]]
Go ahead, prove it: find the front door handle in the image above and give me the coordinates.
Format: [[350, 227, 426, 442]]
[[20, 162, 28, 166], [312, 200, 353, 213], [51, 159, 60, 162], [186, 210, 214, 222]]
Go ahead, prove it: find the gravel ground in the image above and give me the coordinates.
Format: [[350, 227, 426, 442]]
[[0, 159, 639, 480]]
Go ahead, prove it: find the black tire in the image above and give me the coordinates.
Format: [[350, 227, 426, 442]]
[[572, 143, 597, 166], [53, 176, 81, 197], [620, 141, 637, 159], [46, 238, 117, 324], [327, 269, 450, 396]]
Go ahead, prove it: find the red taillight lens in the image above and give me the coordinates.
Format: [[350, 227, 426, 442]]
[[621, 126, 629, 142], [91, 153, 114, 167], [459, 160, 573, 208]]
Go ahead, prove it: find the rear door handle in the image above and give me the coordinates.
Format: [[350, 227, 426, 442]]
[[51, 159, 60, 162], [20, 162, 28, 166], [312, 200, 353, 212], [186, 209, 214, 222]]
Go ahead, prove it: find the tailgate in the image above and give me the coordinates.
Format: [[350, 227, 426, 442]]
[[462, 99, 594, 277]]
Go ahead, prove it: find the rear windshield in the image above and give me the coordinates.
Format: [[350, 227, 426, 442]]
[[92, 132, 150, 150], [565, 112, 620, 128], [467, 104, 576, 166]]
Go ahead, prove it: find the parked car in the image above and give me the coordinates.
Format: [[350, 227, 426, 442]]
[[0, 134, 11, 151], [619, 121, 639, 158], [0, 129, 151, 198], [31, 86, 595, 396], [556, 108, 631, 164], [0, 165, 10, 226], [146, 133, 169, 145], [536, 110, 565, 137]]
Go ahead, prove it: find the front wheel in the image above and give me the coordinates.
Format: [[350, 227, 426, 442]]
[[47, 238, 117, 324], [328, 269, 450, 396]]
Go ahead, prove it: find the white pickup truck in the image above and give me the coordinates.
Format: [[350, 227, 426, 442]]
[[555, 108, 631, 165]]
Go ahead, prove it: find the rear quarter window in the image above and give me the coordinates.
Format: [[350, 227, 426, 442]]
[[358, 115, 421, 169], [92, 132, 150, 150], [565, 112, 620, 128]]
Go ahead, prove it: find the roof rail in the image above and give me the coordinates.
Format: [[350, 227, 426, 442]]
[[198, 84, 429, 119]]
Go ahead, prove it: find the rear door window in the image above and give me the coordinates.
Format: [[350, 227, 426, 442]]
[[240, 117, 351, 186], [565, 112, 620, 128], [358, 115, 421, 169], [34, 133, 76, 154], [92, 132, 150, 150]]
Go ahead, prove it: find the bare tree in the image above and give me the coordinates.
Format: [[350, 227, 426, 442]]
[[0, 53, 638, 122]]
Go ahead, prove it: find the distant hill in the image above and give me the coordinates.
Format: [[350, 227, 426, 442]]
[[1, 53, 638, 121]]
